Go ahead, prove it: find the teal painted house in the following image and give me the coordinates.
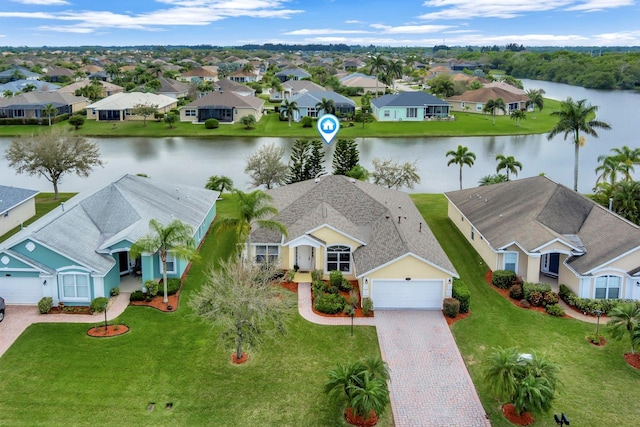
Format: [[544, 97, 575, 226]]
[[371, 92, 450, 122], [0, 175, 218, 305]]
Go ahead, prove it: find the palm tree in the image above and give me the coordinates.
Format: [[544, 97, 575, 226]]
[[483, 346, 520, 401], [613, 181, 640, 224], [429, 77, 455, 98], [496, 154, 523, 180], [239, 114, 256, 130], [385, 59, 403, 91], [42, 103, 58, 126], [483, 98, 507, 125], [608, 302, 640, 355], [2, 90, 13, 98], [280, 99, 299, 127], [446, 145, 476, 190], [130, 219, 199, 304], [479, 174, 508, 186], [595, 155, 630, 187], [525, 89, 545, 119], [610, 145, 640, 180], [315, 97, 336, 116], [547, 97, 612, 191], [510, 109, 526, 127], [212, 189, 287, 260], [369, 54, 387, 96], [205, 175, 234, 193]]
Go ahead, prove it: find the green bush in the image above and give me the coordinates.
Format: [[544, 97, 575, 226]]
[[204, 118, 219, 129], [443, 297, 460, 318], [166, 278, 181, 295], [543, 291, 559, 306], [312, 280, 328, 294], [38, 297, 53, 314], [509, 284, 524, 300], [314, 293, 346, 314], [529, 291, 544, 306], [301, 116, 313, 128], [329, 270, 343, 288], [339, 278, 353, 292], [327, 285, 340, 295], [558, 284, 572, 300], [130, 290, 145, 301], [362, 297, 373, 316], [110, 287, 120, 297], [492, 270, 516, 289], [68, 114, 85, 129], [452, 278, 470, 313], [90, 297, 109, 313], [523, 282, 552, 300], [519, 299, 531, 309], [546, 304, 565, 317], [144, 280, 160, 297], [311, 269, 324, 282]]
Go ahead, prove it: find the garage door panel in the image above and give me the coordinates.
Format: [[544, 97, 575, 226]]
[[371, 280, 443, 310], [0, 277, 43, 304]]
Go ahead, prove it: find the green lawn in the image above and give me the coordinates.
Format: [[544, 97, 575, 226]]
[[0, 196, 390, 427], [0, 98, 560, 138], [411, 194, 640, 427], [0, 192, 76, 243]]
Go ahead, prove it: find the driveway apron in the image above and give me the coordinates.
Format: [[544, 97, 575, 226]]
[[374, 310, 490, 427]]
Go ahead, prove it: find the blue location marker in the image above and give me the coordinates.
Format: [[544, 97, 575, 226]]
[[317, 114, 340, 145]]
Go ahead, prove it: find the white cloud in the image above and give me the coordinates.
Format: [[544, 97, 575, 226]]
[[345, 20, 363, 24], [10, 0, 69, 5], [565, 0, 634, 12], [370, 23, 454, 34], [420, 0, 574, 20], [283, 28, 371, 35]]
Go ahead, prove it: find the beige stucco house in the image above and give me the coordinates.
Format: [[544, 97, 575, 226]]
[[179, 91, 264, 124], [250, 175, 458, 310], [85, 92, 177, 121], [0, 185, 38, 236], [445, 176, 640, 301], [447, 86, 529, 114]]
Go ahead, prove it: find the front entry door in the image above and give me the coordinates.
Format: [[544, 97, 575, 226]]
[[296, 246, 313, 272], [118, 252, 130, 276]]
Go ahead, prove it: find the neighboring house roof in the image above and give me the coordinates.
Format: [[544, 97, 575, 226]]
[[447, 87, 529, 104], [56, 80, 124, 94], [287, 91, 355, 108], [181, 67, 217, 79], [483, 81, 527, 95], [282, 80, 324, 92], [80, 65, 103, 74], [445, 176, 640, 275], [184, 90, 264, 110], [42, 65, 74, 78], [372, 92, 448, 108], [252, 175, 457, 277], [339, 74, 385, 89], [1, 175, 219, 275], [214, 78, 255, 95], [0, 91, 86, 109], [86, 92, 176, 110], [0, 80, 60, 95], [0, 185, 39, 216], [155, 77, 190, 95], [275, 67, 311, 79], [0, 66, 41, 80]]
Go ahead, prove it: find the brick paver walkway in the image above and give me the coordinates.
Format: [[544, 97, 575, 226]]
[[298, 283, 490, 426]]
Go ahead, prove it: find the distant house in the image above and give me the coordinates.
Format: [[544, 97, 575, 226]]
[[275, 67, 311, 82], [0, 185, 39, 237], [0, 66, 41, 83], [178, 67, 218, 84], [269, 79, 324, 102], [57, 80, 124, 99], [283, 91, 355, 120], [447, 86, 528, 114], [41, 65, 75, 83], [180, 90, 264, 123], [0, 80, 60, 97], [213, 79, 256, 97], [228, 70, 261, 83], [371, 92, 450, 121], [0, 92, 87, 121], [85, 92, 177, 121], [339, 73, 387, 94], [155, 77, 190, 99]]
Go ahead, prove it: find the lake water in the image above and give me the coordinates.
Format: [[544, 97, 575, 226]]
[[1, 79, 639, 194]]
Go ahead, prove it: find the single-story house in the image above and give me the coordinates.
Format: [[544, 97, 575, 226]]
[[269, 79, 324, 102], [40, 65, 75, 83], [0, 175, 219, 305], [180, 90, 264, 123], [339, 73, 387, 94], [445, 176, 640, 301], [0, 66, 41, 83], [57, 80, 124, 99], [85, 92, 177, 121], [154, 77, 190, 99], [213, 79, 256, 97], [250, 175, 458, 310], [0, 80, 60, 97], [228, 70, 262, 83], [275, 67, 311, 82], [447, 86, 529, 114], [0, 185, 39, 236], [178, 67, 218, 84], [0, 92, 87, 120], [284, 91, 356, 120], [371, 92, 450, 121]]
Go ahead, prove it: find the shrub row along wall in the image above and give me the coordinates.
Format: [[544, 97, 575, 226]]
[[559, 284, 640, 315]]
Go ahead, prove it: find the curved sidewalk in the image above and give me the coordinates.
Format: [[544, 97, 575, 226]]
[[298, 283, 490, 427]]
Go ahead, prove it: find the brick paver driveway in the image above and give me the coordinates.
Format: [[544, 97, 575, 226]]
[[375, 310, 490, 427]]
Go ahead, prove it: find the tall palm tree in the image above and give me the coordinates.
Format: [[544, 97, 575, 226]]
[[369, 54, 387, 96], [315, 97, 336, 116], [613, 181, 640, 224], [205, 175, 234, 193], [608, 302, 640, 355], [280, 99, 299, 127], [446, 145, 476, 190], [212, 189, 287, 260], [496, 154, 523, 180], [483, 98, 507, 125], [547, 97, 612, 191], [525, 89, 545, 119], [130, 219, 199, 303], [42, 103, 58, 126], [385, 59, 403, 91], [610, 145, 640, 180], [595, 155, 630, 186]]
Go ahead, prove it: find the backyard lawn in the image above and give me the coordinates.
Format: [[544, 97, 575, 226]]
[[0, 195, 389, 427], [411, 194, 640, 427]]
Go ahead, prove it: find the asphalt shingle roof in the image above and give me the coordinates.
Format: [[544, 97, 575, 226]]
[[0, 185, 39, 215], [372, 92, 448, 108]]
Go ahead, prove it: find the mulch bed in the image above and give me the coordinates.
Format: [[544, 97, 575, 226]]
[[47, 305, 92, 315], [279, 281, 298, 292], [502, 403, 534, 426], [624, 353, 640, 369], [445, 310, 471, 326], [311, 281, 373, 318], [231, 352, 249, 364], [87, 324, 129, 337], [587, 335, 607, 346], [129, 292, 179, 312], [344, 407, 378, 427]]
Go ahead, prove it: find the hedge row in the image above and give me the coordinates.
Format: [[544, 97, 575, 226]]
[[559, 284, 640, 315], [452, 278, 470, 313]]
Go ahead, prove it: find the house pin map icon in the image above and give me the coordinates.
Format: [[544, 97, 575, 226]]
[[317, 114, 340, 144]]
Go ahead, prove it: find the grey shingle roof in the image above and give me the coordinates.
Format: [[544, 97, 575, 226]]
[[287, 91, 355, 108], [184, 90, 263, 110], [372, 92, 449, 108], [0, 185, 39, 215], [252, 175, 456, 277], [0, 91, 86, 109], [445, 175, 640, 275]]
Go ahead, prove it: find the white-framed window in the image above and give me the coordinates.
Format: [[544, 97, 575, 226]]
[[504, 252, 518, 273], [595, 275, 621, 299], [13, 109, 25, 117], [406, 107, 417, 118], [161, 252, 176, 274], [476, 103, 483, 111], [327, 245, 351, 273], [255, 245, 279, 264], [384, 110, 390, 117], [185, 109, 196, 117], [60, 273, 90, 302]]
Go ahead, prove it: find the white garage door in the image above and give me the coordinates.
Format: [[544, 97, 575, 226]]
[[371, 279, 444, 310], [0, 277, 43, 304]]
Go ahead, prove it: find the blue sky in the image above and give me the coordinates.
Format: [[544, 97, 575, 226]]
[[1, 0, 639, 47]]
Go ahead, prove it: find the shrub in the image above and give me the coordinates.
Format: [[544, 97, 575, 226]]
[[312, 280, 328, 294], [130, 290, 145, 301], [329, 270, 343, 288], [110, 287, 120, 297], [204, 118, 219, 129], [523, 282, 552, 300], [90, 297, 109, 313], [558, 284, 572, 300], [348, 290, 360, 307], [68, 114, 85, 129], [301, 116, 313, 128], [144, 280, 160, 297], [452, 278, 470, 313], [443, 297, 460, 318], [311, 269, 324, 282], [38, 297, 53, 314], [314, 293, 346, 314], [519, 299, 531, 309], [339, 278, 353, 292], [166, 278, 181, 295], [327, 285, 340, 295], [509, 284, 524, 300], [361, 297, 373, 316], [543, 291, 559, 306], [546, 304, 565, 317], [529, 291, 544, 306], [492, 270, 516, 289]]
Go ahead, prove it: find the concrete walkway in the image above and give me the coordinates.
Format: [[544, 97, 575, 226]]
[[299, 283, 490, 427]]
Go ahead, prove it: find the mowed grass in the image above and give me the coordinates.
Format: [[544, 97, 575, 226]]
[[411, 194, 640, 427], [0, 195, 389, 427]]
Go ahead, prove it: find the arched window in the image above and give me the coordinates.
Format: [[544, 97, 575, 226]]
[[595, 275, 621, 299], [327, 245, 351, 273]]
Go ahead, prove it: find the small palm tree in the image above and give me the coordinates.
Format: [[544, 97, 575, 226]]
[[595, 155, 629, 187], [608, 302, 640, 354], [280, 99, 299, 127], [315, 97, 336, 116], [525, 89, 545, 119], [483, 98, 507, 125], [240, 114, 256, 130], [205, 175, 234, 193], [446, 145, 476, 190], [610, 145, 640, 180], [510, 109, 526, 127], [130, 219, 199, 303], [496, 154, 523, 180], [42, 103, 58, 126]]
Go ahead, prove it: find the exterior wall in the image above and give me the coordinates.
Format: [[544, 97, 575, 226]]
[[233, 106, 263, 123], [102, 259, 121, 296], [447, 200, 498, 270], [0, 251, 38, 270], [598, 248, 640, 272], [310, 227, 362, 251], [538, 241, 575, 253], [365, 255, 452, 281], [195, 204, 217, 245], [0, 198, 36, 236], [448, 100, 486, 114], [180, 108, 198, 123], [12, 239, 78, 270]]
